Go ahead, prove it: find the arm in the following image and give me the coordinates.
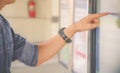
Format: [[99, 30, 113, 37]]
[[36, 13, 109, 66], [36, 24, 76, 66]]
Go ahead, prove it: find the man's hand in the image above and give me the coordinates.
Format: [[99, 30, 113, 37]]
[[74, 13, 110, 32]]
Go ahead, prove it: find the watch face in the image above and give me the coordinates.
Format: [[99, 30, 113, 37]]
[[66, 39, 72, 43]]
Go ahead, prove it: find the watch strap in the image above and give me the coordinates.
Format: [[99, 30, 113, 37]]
[[58, 27, 72, 43]]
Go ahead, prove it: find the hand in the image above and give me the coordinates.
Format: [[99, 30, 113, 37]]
[[74, 13, 110, 32]]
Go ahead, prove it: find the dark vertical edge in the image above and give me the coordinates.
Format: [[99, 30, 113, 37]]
[[90, 0, 98, 73]]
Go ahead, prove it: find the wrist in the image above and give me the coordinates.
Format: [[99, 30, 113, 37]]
[[74, 21, 84, 32], [70, 24, 77, 33], [64, 24, 76, 38]]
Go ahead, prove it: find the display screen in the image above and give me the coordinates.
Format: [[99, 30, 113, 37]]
[[60, 0, 70, 27], [59, 0, 70, 68], [73, 0, 89, 73]]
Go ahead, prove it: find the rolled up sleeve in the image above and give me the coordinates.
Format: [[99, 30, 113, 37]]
[[11, 28, 38, 66], [18, 42, 38, 66]]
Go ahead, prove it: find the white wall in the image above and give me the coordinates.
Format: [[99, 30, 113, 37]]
[[1, 0, 52, 42]]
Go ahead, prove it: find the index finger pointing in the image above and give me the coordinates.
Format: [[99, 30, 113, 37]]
[[92, 12, 110, 18]]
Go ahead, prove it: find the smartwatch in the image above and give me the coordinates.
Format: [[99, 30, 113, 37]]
[[58, 27, 72, 43]]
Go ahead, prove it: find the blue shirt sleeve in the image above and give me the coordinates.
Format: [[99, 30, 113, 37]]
[[18, 42, 38, 66], [11, 28, 38, 66]]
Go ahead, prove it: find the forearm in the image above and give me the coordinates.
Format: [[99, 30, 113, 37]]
[[36, 24, 76, 66]]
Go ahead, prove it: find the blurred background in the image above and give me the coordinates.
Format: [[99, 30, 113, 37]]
[[1, 0, 120, 73]]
